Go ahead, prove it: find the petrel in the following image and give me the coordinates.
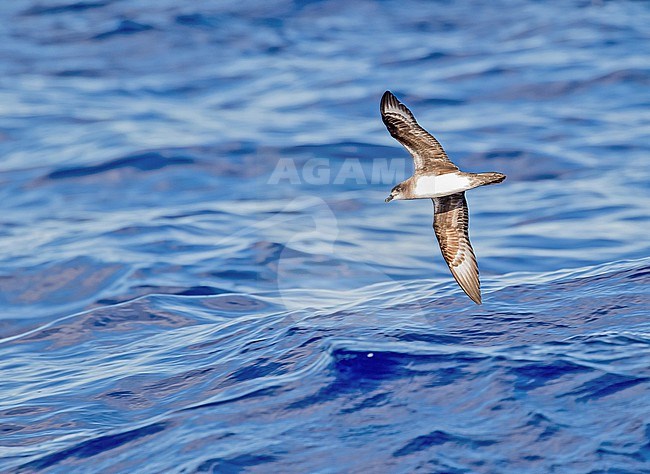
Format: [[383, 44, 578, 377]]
[[381, 91, 506, 304]]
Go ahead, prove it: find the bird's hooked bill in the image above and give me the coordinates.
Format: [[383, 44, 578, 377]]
[[385, 195, 394, 203]]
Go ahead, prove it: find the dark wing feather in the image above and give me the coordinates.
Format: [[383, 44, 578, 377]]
[[432, 193, 481, 304], [380, 91, 458, 174]]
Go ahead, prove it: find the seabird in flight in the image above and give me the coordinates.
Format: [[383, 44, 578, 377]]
[[381, 90, 506, 304]]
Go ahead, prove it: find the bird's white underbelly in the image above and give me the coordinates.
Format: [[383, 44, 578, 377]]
[[413, 173, 472, 197]]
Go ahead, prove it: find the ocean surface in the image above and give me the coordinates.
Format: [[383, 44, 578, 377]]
[[1, 1, 649, 472]]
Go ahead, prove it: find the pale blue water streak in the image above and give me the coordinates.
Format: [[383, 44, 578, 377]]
[[0, 1, 649, 473]]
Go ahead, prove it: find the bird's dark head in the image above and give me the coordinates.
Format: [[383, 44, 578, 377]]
[[385, 184, 405, 203]]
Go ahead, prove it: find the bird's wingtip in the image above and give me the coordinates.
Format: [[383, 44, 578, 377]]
[[380, 90, 393, 107], [381, 91, 403, 116], [466, 290, 482, 305]]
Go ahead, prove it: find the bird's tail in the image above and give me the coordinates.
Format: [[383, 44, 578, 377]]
[[473, 172, 506, 187]]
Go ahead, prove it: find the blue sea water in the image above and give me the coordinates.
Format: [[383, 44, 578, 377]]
[[0, 0, 649, 472]]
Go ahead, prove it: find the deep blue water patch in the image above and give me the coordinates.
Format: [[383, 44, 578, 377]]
[[47, 152, 195, 180]]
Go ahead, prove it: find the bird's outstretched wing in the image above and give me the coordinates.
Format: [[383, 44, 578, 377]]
[[380, 91, 458, 174], [432, 193, 481, 304]]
